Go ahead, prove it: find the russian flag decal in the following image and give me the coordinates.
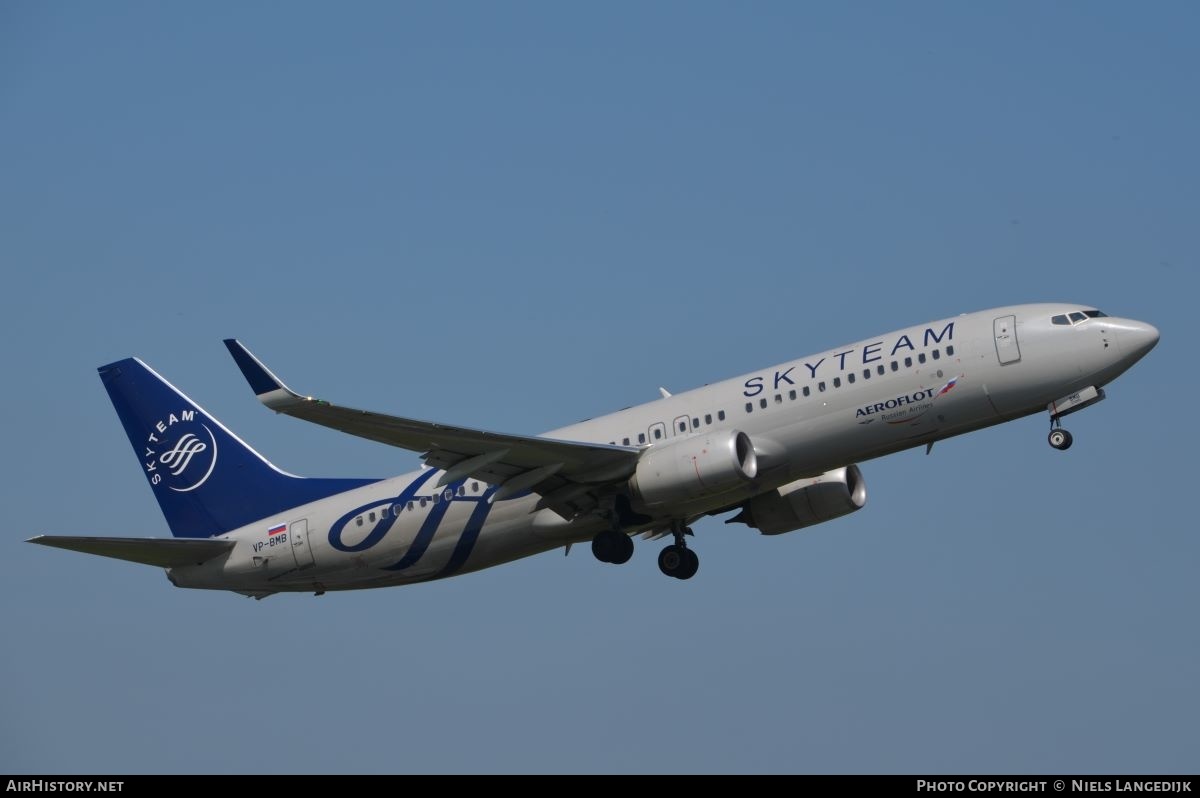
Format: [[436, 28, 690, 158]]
[[937, 376, 959, 397], [268, 523, 287, 536]]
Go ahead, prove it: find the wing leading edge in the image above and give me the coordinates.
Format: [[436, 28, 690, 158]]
[[223, 339, 640, 519]]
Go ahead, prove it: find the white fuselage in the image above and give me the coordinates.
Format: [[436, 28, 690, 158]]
[[168, 304, 1156, 593]]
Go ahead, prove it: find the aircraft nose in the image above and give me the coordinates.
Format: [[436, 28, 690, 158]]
[[1120, 320, 1160, 360]]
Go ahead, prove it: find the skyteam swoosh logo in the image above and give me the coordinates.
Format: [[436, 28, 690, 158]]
[[160, 433, 208, 475], [143, 410, 219, 493]]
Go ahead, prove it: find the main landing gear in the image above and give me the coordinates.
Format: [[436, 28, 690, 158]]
[[658, 523, 699, 580], [591, 529, 634, 564], [590, 520, 700, 580]]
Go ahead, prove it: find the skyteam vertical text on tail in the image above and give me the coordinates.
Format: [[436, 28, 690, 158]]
[[29, 304, 1159, 597]]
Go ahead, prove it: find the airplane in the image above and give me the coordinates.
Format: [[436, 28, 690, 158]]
[[28, 303, 1158, 597]]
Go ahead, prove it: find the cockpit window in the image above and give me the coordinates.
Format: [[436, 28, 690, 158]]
[[1054, 310, 1109, 327]]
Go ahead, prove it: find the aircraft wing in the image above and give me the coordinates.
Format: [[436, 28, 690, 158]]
[[224, 340, 640, 518], [26, 535, 235, 568]]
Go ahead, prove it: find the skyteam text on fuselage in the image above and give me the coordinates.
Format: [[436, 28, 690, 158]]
[[30, 304, 1159, 597]]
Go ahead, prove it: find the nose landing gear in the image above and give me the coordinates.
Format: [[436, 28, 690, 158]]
[[1045, 386, 1105, 450], [1048, 426, 1073, 451]]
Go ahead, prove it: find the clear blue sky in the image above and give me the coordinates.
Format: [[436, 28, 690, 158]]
[[2, 2, 1196, 774]]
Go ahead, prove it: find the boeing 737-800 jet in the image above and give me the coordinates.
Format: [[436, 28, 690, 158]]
[[29, 304, 1158, 597]]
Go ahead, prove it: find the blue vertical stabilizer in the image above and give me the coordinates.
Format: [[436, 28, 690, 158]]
[[99, 358, 378, 538]]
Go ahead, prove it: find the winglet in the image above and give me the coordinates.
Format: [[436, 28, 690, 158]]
[[223, 339, 307, 411]]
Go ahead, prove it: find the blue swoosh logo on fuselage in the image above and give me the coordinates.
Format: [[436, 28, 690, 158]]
[[328, 469, 511, 576]]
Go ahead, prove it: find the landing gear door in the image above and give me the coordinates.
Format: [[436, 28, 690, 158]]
[[994, 315, 1021, 365], [290, 519, 315, 569]]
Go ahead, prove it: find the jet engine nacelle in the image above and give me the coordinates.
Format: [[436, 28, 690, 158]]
[[731, 465, 867, 535], [630, 430, 758, 509]]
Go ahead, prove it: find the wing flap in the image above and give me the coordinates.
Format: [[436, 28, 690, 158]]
[[27, 535, 235, 568]]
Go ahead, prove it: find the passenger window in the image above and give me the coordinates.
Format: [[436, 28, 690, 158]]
[[745, 402, 753, 413], [356, 516, 363, 527], [419, 497, 427, 508], [848, 373, 855, 384], [918, 353, 926, 364], [788, 389, 797, 400], [818, 382, 826, 392], [704, 414, 712, 424], [759, 398, 767, 409], [946, 345, 955, 356], [472, 482, 479, 493], [774, 394, 782, 404], [718, 410, 726, 421], [638, 433, 646, 444], [407, 501, 414, 511], [457, 486, 464, 496], [654, 428, 663, 439], [905, 357, 913, 368], [833, 377, 841, 388], [891, 361, 899, 372], [678, 421, 686, 432], [803, 386, 811, 397], [393, 505, 400, 516], [692, 418, 700, 429], [877, 365, 885, 375], [932, 349, 940, 360], [369, 511, 376, 522], [622, 437, 630, 446], [863, 369, 871, 379]]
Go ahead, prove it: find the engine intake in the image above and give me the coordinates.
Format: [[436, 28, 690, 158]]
[[731, 465, 867, 535], [631, 430, 758, 509]]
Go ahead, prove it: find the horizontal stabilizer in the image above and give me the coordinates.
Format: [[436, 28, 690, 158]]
[[26, 535, 235, 568]]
